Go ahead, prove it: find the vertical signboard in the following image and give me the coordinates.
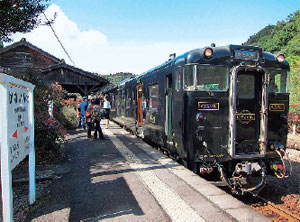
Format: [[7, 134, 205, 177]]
[[0, 73, 35, 222]]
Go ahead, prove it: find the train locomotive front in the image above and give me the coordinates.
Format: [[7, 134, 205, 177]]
[[107, 44, 291, 195], [181, 45, 290, 194]]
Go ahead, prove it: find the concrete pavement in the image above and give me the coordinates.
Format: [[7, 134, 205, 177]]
[[26, 122, 269, 222]]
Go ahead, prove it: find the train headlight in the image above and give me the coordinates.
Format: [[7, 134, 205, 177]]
[[204, 48, 213, 59], [276, 54, 285, 63]]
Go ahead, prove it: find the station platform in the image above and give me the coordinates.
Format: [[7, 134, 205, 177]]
[[27, 121, 269, 222]]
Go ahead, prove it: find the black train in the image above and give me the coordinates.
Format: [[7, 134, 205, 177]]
[[106, 44, 291, 195]]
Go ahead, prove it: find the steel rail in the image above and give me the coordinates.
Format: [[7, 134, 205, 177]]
[[254, 194, 300, 222]]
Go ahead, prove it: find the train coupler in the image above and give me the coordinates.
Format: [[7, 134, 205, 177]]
[[217, 162, 267, 195]]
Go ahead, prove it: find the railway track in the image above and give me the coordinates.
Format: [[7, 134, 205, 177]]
[[214, 182, 300, 221], [250, 193, 300, 222], [137, 128, 300, 221]]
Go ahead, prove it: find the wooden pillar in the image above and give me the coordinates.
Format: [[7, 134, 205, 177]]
[[84, 84, 88, 98]]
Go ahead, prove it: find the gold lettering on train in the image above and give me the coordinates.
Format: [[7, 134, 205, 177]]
[[236, 110, 255, 124], [198, 154, 225, 158], [198, 102, 219, 110], [269, 104, 285, 112]]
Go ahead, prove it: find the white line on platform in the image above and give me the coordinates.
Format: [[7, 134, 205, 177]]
[[105, 129, 205, 222]]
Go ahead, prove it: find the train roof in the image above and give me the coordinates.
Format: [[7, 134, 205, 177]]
[[185, 45, 289, 69], [121, 44, 289, 87], [119, 77, 135, 85]]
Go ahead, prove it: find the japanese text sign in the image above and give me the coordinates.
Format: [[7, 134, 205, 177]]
[[0, 73, 35, 170]]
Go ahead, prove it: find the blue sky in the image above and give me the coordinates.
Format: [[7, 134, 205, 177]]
[[10, 0, 300, 74]]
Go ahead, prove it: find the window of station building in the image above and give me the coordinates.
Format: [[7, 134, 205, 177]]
[[175, 66, 182, 91], [268, 70, 288, 93], [149, 84, 159, 111]]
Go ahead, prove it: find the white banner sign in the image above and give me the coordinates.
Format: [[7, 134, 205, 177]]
[[0, 73, 36, 222], [7, 82, 33, 170]]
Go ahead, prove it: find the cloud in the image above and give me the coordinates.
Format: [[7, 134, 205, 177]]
[[8, 4, 231, 75]]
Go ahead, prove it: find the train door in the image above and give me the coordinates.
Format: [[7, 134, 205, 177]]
[[165, 74, 173, 142], [235, 70, 264, 155], [137, 84, 143, 126]]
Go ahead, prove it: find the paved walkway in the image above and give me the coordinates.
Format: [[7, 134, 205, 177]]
[[26, 122, 268, 222]]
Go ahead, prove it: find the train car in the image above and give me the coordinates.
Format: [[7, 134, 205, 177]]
[[106, 44, 291, 195]]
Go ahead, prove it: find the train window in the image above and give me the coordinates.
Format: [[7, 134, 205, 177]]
[[117, 91, 120, 106], [175, 66, 181, 90], [149, 84, 159, 110], [110, 94, 114, 106], [183, 65, 195, 90], [132, 90, 135, 104], [238, 75, 255, 99], [122, 89, 125, 106], [268, 70, 288, 93], [196, 66, 228, 91]]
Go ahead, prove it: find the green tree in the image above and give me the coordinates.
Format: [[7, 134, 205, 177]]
[[245, 10, 300, 57], [245, 10, 300, 114], [0, 0, 49, 42], [287, 56, 300, 111]]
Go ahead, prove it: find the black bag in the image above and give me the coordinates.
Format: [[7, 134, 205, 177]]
[[101, 108, 107, 117]]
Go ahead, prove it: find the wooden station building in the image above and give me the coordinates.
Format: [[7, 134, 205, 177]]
[[0, 38, 109, 96]]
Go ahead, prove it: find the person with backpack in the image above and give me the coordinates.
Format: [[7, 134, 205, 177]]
[[92, 98, 104, 139], [86, 98, 95, 138]]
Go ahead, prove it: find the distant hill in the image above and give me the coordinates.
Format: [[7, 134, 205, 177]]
[[245, 10, 300, 57], [245, 10, 300, 112], [100, 72, 136, 91]]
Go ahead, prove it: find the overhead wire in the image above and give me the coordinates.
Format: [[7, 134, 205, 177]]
[[36, 0, 76, 66]]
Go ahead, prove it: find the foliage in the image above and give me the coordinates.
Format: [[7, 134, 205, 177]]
[[287, 57, 300, 111], [50, 83, 76, 129], [101, 72, 136, 92], [245, 10, 300, 113], [59, 105, 78, 129], [288, 111, 300, 133], [245, 10, 300, 56], [0, 0, 49, 42]]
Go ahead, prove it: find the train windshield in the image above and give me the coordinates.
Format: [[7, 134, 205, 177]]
[[183, 65, 228, 91], [267, 70, 288, 93]]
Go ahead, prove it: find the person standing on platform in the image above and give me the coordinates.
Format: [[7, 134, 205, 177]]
[[103, 94, 111, 129], [80, 97, 88, 130], [92, 98, 104, 139], [86, 98, 95, 138]]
